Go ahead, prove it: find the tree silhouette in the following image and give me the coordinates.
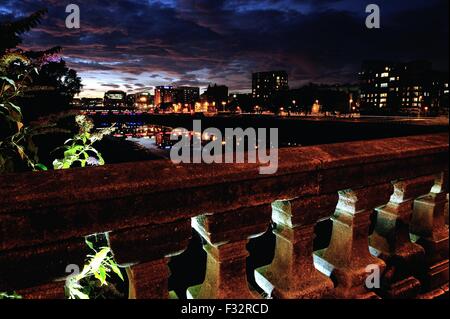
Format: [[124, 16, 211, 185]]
[[0, 9, 48, 55], [1, 9, 82, 121]]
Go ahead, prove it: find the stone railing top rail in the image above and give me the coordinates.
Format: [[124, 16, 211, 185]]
[[0, 133, 448, 251]]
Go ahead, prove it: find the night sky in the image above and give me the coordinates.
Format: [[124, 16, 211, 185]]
[[0, 0, 448, 97]]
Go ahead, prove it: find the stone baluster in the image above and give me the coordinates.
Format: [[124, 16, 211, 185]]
[[187, 205, 272, 299], [313, 183, 393, 299], [254, 195, 337, 299], [369, 176, 435, 298], [411, 172, 449, 292], [108, 220, 192, 299]]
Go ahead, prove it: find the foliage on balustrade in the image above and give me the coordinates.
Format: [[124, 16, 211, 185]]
[[0, 52, 46, 173], [65, 237, 125, 299], [53, 115, 115, 169], [1, 10, 110, 174], [0, 292, 22, 299]]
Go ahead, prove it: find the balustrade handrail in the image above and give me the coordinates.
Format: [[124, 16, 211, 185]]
[[0, 133, 448, 251], [0, 132, 448, 298]]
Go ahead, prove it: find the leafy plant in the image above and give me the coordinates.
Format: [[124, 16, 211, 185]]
[[65, 237, 124, 300], [0, 292, 22, 299], [53, 115, 115, 169], [0, 52, 47, 173], [1, 10, 83, 174]]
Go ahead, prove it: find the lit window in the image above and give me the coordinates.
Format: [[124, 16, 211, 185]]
[[380, 83, 388, 88], [381, 73, 389, 77]]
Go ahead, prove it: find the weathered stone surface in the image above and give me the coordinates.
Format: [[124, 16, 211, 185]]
[[271, 194, 339, 227], [0, 133, 448, 298], [255, 225, 334, 299], [369, 176, 435, 298], [188, 205, 271, 299], [0, 238, 88, 291], [108, 220, 191, 299], [0, 134, 447, 252], [411, 172, 449, 290], [193, 205, 272, 244], [382, 277, 422, 299], [255, 195, 337, 299], [187, 241, 260, 299], [17, 280, 66, 299], [109, 220, 192, 265], [127, 259, 171, 299], [314, 184, 393, 298]]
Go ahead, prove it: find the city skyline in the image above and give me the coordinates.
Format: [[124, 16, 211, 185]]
[[0, 0, 448, 98]]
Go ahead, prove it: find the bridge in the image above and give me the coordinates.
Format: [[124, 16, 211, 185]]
[[0, 133, 448, 299]]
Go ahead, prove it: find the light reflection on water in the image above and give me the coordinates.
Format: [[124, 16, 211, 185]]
[[97, 122, 301, 149]]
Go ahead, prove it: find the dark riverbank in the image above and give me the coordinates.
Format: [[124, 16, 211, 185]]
[[92, 113, 449, 147]]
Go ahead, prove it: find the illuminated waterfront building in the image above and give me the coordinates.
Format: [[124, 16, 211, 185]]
[[360, 60, 449, 115], [155, 86, 175, 106], [252, 71, 289, 102]]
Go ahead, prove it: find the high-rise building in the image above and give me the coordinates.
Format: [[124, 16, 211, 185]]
[[252, 71, 289, 101], [359, 60, 449, 115], [154, 86, 175, 106], [175, 87, 200, 107]]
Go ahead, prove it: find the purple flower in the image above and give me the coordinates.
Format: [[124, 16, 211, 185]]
[[41, 54, 62, 65], [86, 157, 100, 166]]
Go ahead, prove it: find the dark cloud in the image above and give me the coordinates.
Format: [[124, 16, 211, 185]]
[[100, 83, 121, 88], [1, 0, 448, 95]]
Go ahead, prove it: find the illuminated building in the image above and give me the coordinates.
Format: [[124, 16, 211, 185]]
[[360, 60, 449, 115], [104, 90, 127, 109], [154, 86, 175, 106], [252, 71, 289, 102], [175, 87, 200, 109]]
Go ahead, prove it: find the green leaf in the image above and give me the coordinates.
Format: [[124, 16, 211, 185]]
[[64, 145, 83, 157], [34, 163, 48, 171], [69, 287, 89, 300], [97, 153, 105, 166], [109, 261, 124, 281], [85, 239, 95, 251], [0, 292, 22, 299], [8, 102, 22, 116], [89, 248, 110, 273], [0, 77, 16, 91], [96, 267, 107, 286]]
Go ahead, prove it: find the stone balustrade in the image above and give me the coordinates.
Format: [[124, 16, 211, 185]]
[[0, 133, 448, 299]]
